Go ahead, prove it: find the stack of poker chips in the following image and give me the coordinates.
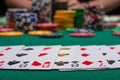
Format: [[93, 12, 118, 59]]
[[32, 0, 52, 23], [6, 8, 27, 28], [84, 4, 105, 31], [74, 9, 84, 28], [54, 10, 76, 30], [15, 13, 38, 32]]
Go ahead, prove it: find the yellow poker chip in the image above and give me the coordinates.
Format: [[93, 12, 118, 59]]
[[54, 15, 75, 18], [56, 10, 76, 14], [0, 32, 23, 36], [54, 18, 74, 22], [28, 30, 53, 36]]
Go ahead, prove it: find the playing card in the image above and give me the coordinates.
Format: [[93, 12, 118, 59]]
[[3, 46, 45, 69], [54, 45, 81, 70], [29, 45, 61, 70], [98, 45, 120, 68], [0, 45, 25, 68], [79, 46, 108, 70]]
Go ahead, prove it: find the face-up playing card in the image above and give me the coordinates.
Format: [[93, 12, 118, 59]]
[[0, 45, 25, 68], [98, 45, 120, 68], [79, 46, 108, 69], [29, 45, 61, 70], [53, 45, 81, 70], [3, 46, 45, 69]]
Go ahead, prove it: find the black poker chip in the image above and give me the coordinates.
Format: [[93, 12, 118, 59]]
[[39, 33, 63, 38]]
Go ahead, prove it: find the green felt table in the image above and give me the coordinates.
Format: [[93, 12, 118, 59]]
[[0, 30, 120, 80]]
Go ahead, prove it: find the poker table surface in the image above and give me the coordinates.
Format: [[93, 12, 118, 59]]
[[0, 30, 120, 80]]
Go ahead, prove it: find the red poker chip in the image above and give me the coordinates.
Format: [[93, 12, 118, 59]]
[[113, 32, 120, 36], [88, 33, 95, 36], [37, 23, 58, 28], [0, 28, 14, 32], [37, 23, 58, 32], [70, 33, 95, 37], [0, 24, 7, 28]]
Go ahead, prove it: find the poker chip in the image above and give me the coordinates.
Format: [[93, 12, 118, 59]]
[[73, 28, 88, 33], [38, 23, 58, 27], [0, 17, 7, 24], [28, 30, 52, 36], [66, 28, 75, 32], [39, 33, 63, 38], [55, 10, 76, 14], [0, 24, 8, 28], [37, 23, 58, 32], [113, 27, 120, 32], [0, 32, 23, 36], [113, 32, 120, 36], [70, 32, 95, 37], [0, 28, 14, 32], [73, 28, 95, 33]]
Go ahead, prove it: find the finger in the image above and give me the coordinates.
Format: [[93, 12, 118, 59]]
[[68, 0, 78, 7]]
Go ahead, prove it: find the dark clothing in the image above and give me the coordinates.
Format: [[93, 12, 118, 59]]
[[0, 0, 7, 16], [106, 7, 120, 15]]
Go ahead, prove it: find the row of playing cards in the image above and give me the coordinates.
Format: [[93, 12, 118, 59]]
[[0, 45, 120, 71]]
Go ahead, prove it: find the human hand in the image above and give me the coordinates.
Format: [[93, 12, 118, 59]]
[[67, 0, 86, 10]]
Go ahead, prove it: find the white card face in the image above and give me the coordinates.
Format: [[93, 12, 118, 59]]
[[79, 46, 108, 69], [0, 47, 7, 68], [0, 45, 25, 59], [4, 60, 31, 69], [15, 46, 46, 59], [0, 47, 6, 52], [29, 45, 61, 70], [53, 45, 81, 70], [98, 45, 120, 68], [0, 45, 25, 68], [3, 46, 45, 69]]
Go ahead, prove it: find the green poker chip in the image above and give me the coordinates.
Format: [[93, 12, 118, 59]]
[[0, 16, 7, 24], [66, 28, 75, 32], [113, 27, 120, 32]]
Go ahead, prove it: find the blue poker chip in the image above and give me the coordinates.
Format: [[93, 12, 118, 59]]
[[31, 18, 37, 22], [30, 13, 37, 17], [16, 18, 21, 22], [39, 33, 63, 38], [16, 13, 21, 17]]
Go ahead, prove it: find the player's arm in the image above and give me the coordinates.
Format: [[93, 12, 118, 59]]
[[89, 0, 120, 12], [5, 0, 31, 10], [68, 0, 120, 12]]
